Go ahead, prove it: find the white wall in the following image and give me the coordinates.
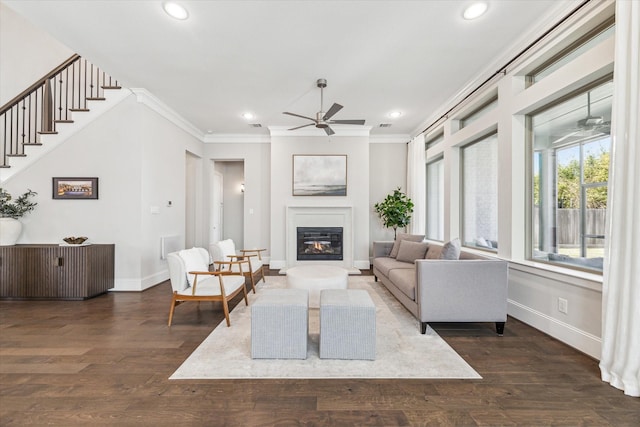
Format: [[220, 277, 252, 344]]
[[0, 2, 74, 104], [138, 103, 203, 289], [269, 134, 370, 269], [3, 94, 203, 291], [369, 142, 407, 251], [421, 0, 615, 359]]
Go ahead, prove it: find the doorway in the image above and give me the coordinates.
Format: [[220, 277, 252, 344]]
[[185, 152, 199, 248], [210, 160, 245, 246]]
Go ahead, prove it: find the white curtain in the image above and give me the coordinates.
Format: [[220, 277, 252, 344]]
[[407, 134, 426, 235], [599, 0, 640, 398]]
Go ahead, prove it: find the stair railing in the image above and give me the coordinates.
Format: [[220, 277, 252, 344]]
[[0, 54, 120, 168]]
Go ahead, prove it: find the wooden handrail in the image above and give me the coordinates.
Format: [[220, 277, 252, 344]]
[[1, 53, 119, 168], [0, 54, 80, 115]]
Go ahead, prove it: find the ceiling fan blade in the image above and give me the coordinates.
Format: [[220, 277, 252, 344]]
[[283, 111, 316, 122], [330, 119, 366, 125], [553, 130, 581, 144], [288, 123, 315, 131], [324, 126, 335, 136], [323, 103, 343, 120]]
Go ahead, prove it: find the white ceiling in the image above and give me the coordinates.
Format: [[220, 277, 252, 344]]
[[4, 0, 580, 139]]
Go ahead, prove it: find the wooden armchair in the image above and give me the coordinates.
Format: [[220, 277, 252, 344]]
[[210, 240, 266, 293], [167, 247, 250, 327]]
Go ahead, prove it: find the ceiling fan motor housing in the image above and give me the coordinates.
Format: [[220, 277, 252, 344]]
[[315, 112, 328, 127]]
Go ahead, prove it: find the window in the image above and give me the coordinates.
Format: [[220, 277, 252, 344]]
[[459, 96, 498, 129], [426, 158, 444, 241], [426, 132, 444, 150], [531, 80, 612, 272], [527, 20, 614, 85], [461, 133, 498, 251]]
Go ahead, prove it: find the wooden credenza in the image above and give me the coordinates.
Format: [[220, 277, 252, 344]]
[[0, 244, 114, 300]]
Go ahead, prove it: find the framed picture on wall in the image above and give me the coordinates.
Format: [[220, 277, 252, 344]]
[[52, 177, 99, 199], [292, 154, 347, 196]]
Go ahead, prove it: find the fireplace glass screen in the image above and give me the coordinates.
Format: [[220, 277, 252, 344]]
[[297, 227, 343, 261]]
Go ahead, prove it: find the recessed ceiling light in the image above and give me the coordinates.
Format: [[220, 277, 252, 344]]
[[388, 111, 402, 119], [242, 112, 254, 120], [463, 2, 488, 20], [163, 2, 189, 20]]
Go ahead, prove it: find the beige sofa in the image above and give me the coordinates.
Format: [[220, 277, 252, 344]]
[[372, 240, 508, 335]]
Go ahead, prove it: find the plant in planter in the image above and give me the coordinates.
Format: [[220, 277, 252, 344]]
[[0, 188, 37, 246], [374, 187, 414, 239]]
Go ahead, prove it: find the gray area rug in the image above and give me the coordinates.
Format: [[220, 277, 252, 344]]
[[170, 276, 481, 379]]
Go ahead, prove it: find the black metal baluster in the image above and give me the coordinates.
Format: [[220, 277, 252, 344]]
[[71, 61, 75, 110], [58, 73, 63, 122], [9, 107, 14, 155], [3, 114, 7, 166], [34, 87, 39, 138], [27, 93, 32, 143], [84, 59, 87, 109]]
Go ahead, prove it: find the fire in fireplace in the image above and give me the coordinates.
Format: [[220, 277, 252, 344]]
[[297, 227, 343, 261]]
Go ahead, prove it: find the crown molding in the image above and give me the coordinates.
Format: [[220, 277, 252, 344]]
[[369, 134, 411, 144], [204, 134, 271, 143], [130, 88, 204, 141], [268, 125, 372, 137]]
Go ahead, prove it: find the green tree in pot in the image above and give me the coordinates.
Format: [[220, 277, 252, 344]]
[[374, 187, 414, 239], [0, 188, 37, 246]]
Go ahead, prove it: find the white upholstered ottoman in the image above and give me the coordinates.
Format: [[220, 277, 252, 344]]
[[319, 289, 376, 360], [251, 288, 308, 359], [286, 265, 348, 308]]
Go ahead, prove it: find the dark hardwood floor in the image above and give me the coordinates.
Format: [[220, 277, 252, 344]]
[[1, 268, 638, 426]]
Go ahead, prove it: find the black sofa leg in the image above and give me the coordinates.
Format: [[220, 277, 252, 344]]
[[421, 322, 428, 334], [374, 275, 378, 282], [496, 322, 505, 336]]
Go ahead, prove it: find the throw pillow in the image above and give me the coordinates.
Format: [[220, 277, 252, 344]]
[[396, 240, 429, 263], [474, 237, 490, 248], [389, 233, 425, 258], [217, 239, 236, 260], [425, 246, 441, 259], [178, 248, 208, 286], [439, 238, 461, 260]]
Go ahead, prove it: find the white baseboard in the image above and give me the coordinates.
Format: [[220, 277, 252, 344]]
[[111, 278, 143, 292], [270, 260, 286, 270], [142, 270, 169, 290], [508, 299, 602, 360], [354, 260, 371, 270]]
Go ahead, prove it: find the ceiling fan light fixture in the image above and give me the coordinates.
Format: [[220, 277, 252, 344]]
[[163, 2, 189, 20], [463, 2, 488, 20]]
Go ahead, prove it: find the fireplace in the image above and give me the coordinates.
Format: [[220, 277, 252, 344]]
[[297, 227, 343, 261]]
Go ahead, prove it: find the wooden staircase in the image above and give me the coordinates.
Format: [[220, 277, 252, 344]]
[[0, 55, 123, 181]]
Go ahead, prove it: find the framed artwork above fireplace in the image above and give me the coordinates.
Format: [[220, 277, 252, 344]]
[[292, 154, 347, 196]]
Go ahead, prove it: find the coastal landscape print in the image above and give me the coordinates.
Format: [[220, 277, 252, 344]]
[[53, 177, 99, 199], [293, 155, 347, 196]]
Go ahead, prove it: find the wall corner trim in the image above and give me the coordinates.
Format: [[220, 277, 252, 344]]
[[130, 88, 204, 141]]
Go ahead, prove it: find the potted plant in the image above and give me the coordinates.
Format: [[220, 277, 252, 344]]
[[0, 188, 37, 246], [374, 187, 414, 239]]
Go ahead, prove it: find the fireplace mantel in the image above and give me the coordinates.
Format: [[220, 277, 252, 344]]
[[283, 206, 358, 273]]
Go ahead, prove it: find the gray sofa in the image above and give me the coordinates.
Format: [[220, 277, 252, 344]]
[[372, 240, 508, 335]]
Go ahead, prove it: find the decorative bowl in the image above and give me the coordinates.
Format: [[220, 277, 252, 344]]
[[63, 236, 88, 245]]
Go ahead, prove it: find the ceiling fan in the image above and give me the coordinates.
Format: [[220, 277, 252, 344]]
[[283, 78, 365, 135], [553, 91, 611, 144]]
